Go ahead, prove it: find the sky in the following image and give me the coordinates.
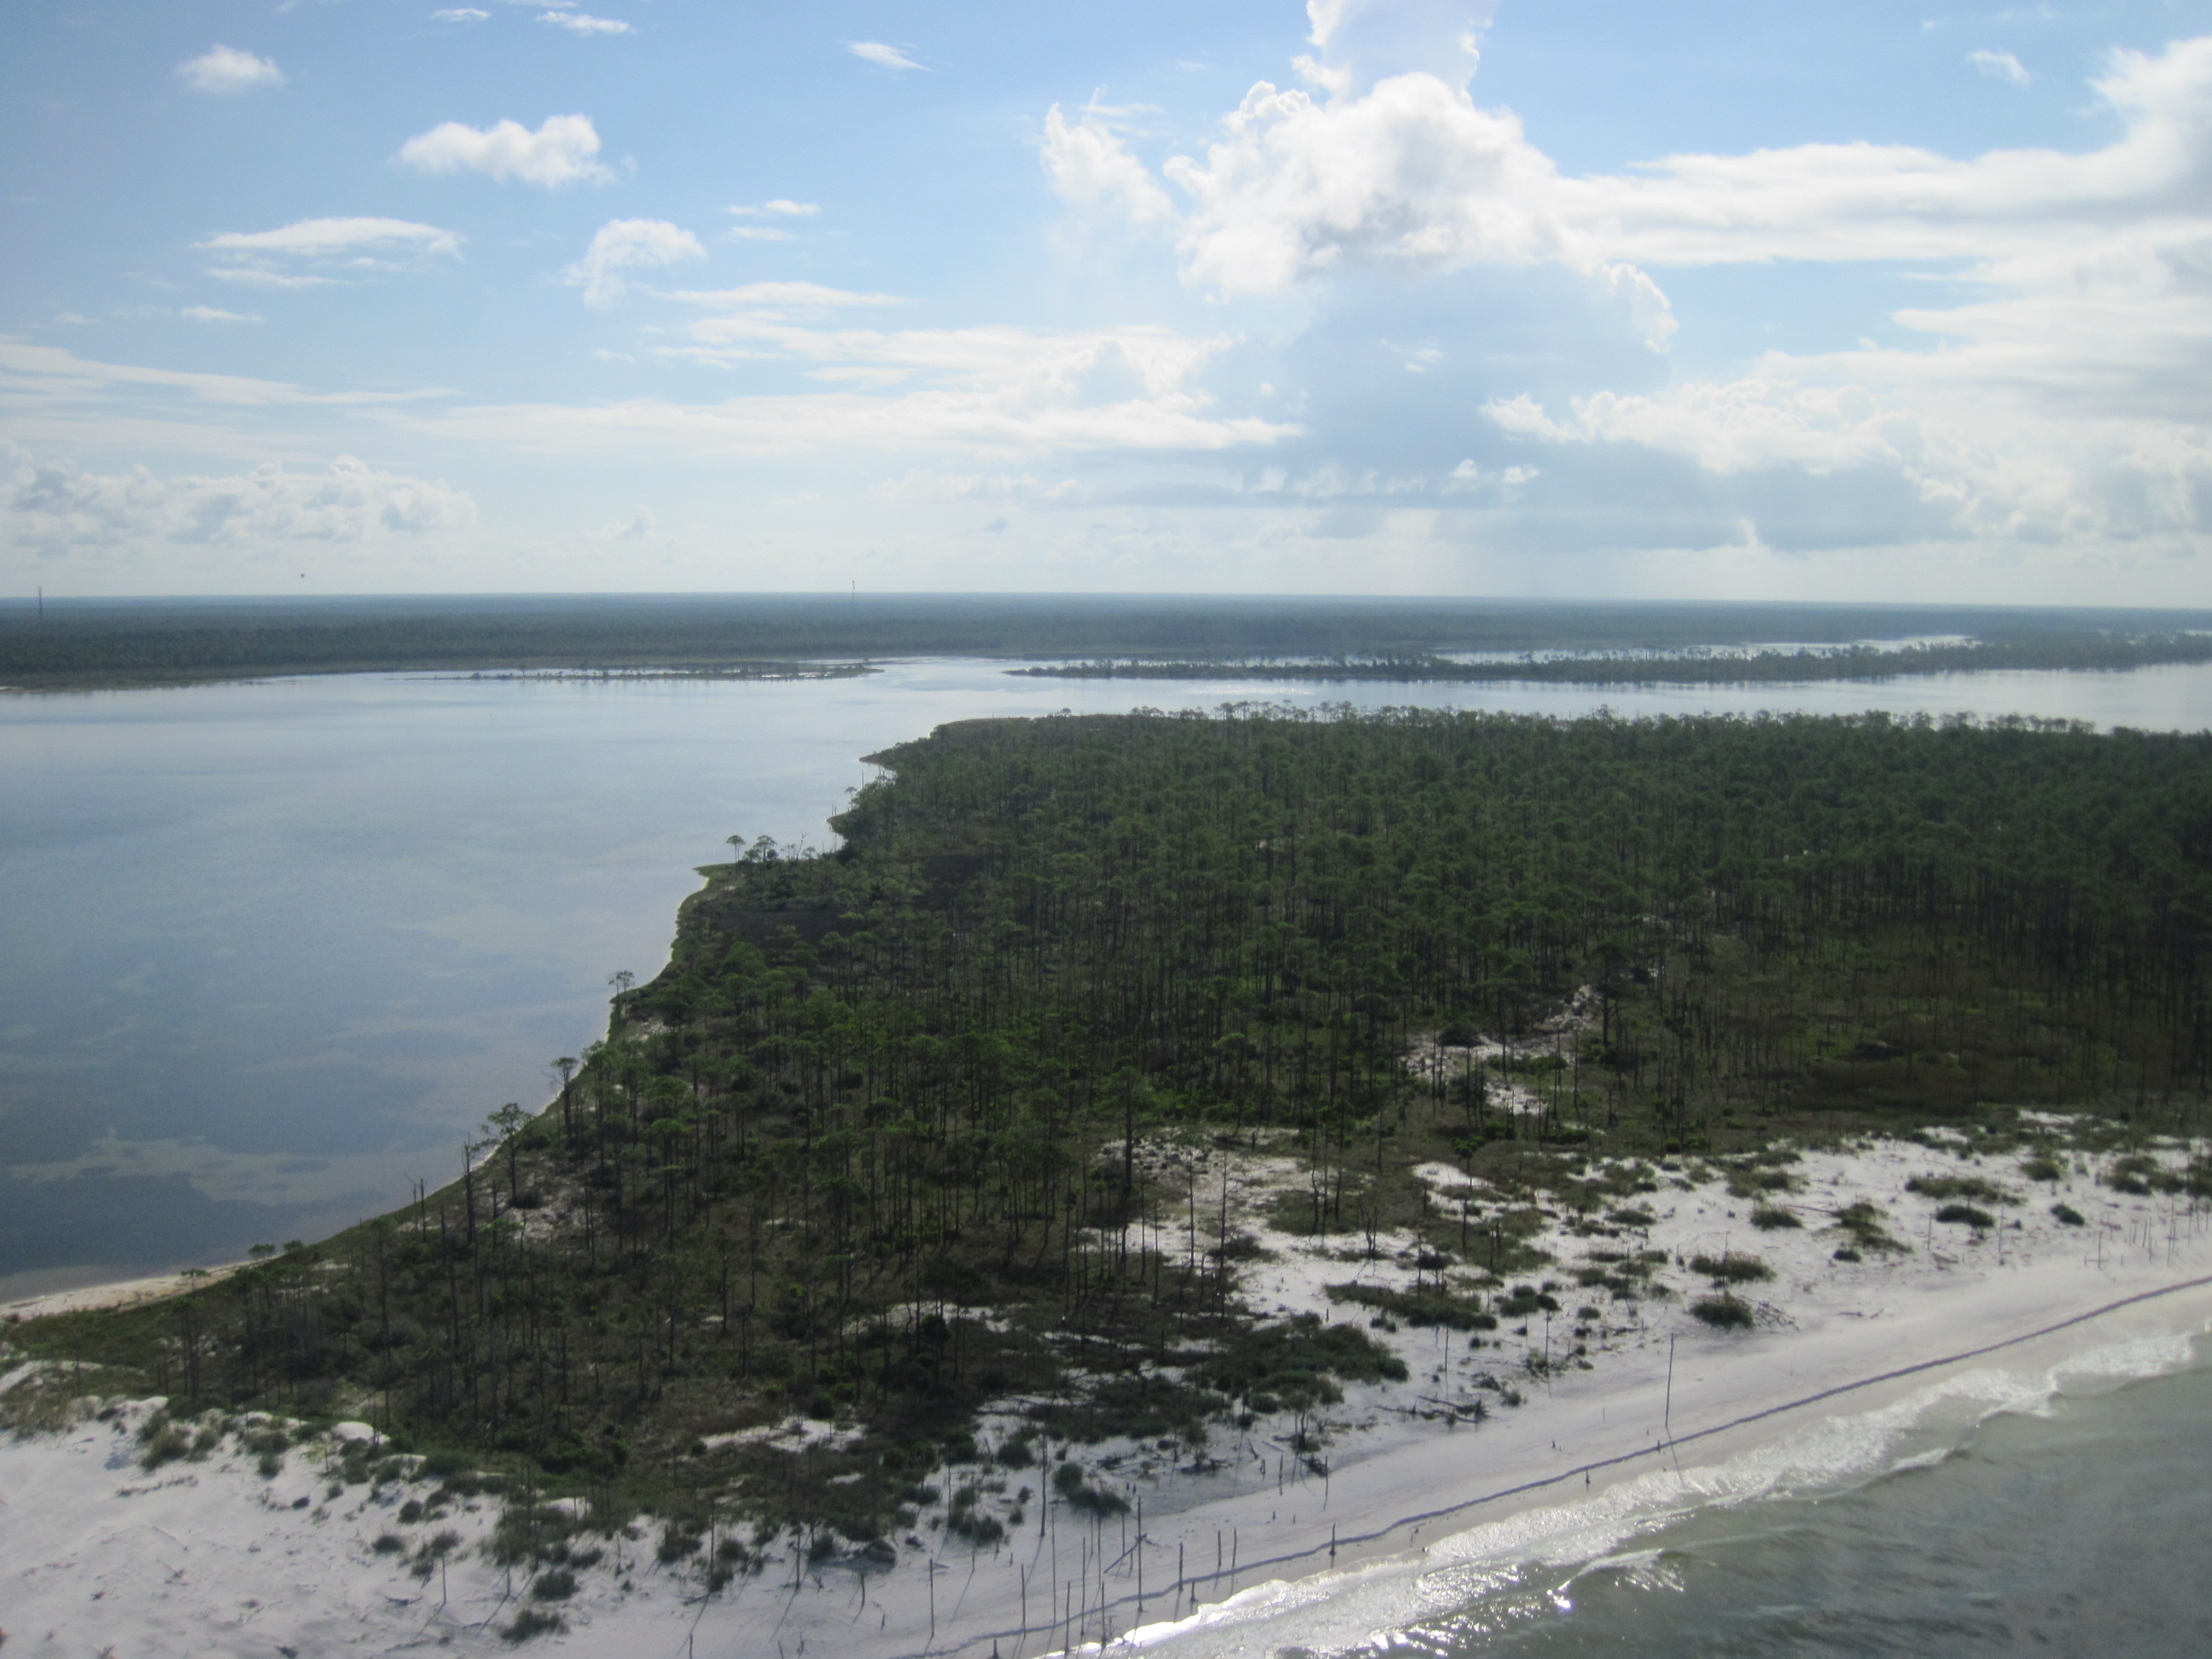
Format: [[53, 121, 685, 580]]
[[5, 0, 2212, 602]]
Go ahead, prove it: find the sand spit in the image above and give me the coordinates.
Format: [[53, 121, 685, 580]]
[[6, 1130, 2211, 1659], [3, 1263, 250, 1324]]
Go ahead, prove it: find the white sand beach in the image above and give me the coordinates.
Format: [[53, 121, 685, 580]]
[[5, 1127, 2209, 1659]]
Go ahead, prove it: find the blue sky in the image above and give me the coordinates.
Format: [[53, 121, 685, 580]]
[[5, 0, 2212, 601]]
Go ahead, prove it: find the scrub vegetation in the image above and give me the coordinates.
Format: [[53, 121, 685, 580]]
[[17, 705, 2212, 1551]]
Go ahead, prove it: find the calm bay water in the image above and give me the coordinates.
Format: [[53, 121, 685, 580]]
[[5, 656, 2212, 1297]]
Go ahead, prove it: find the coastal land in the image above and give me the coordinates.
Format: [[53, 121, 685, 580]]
[[8, 704, 2212, 1655], [3, 593, 2207, 690]]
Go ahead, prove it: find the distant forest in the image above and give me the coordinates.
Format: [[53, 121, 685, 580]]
[[1017, 632, 2212, 686], [3, 592, 2207, 688], [22, 707, 2212, 1547]]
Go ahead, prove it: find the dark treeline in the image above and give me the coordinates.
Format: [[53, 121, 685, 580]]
[[1016, 631, 2212, 686], [26, 707, 2212, 1545], [4, 592, 2203, 687]]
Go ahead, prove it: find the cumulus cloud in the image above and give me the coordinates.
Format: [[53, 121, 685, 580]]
[[539, 10, 629, 35], [176, 45, 285, 95], [1038, 32, 2212, 553], [180, 306, 260, 323], [1065, 35, 2212, 285], [848, 42, 926, 73], [397, 114, 614, 187], [1970, 49, 2033, 86], [563, 218, 705, 306], [1043, 105, 1176, 227], [200, 217, 462, 286], [2, 445, 474, 555]]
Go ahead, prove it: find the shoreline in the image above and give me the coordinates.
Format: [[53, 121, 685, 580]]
[[2, 1260, 252, 1324], [9, 1135, 2212, 1657]]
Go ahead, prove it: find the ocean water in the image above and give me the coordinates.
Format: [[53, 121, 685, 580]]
[[1130, 1331, 2212, 1659], [1423, 1351, 2212, 1658], [5, 656, 2212, 1294]]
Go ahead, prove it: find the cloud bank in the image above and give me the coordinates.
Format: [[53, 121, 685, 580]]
[[3, 445, 474, 556]]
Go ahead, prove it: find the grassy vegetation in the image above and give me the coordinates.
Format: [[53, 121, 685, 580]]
[[12, 704, 2212, 1548]]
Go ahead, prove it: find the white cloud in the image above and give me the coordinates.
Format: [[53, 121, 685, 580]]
[[2, 445, 474, 554], [1070, 36, 2212, 286], [200, 217, 462, 287], [1969, 49, 2034, 86], [432, 8, 490, 20], [539, 10, 630, 35], [404, 286, 1295, 457], [1032, 32, 2212, 555], [176, 45, 285, 96], [848, 42, 926, 73], [397, 114, 614, 188], [563, 218, 705, 306], [1042, 105, 1176, 227], [201, 218, 461, 259], [207, 268, 336, 290], [180, 306, 261, 323], [590, 504, 655, 539], [872, 470, 1086, 504], [725, 201, 820, 242], [667, 282, 898, 311], [0, 338, 453, 430]]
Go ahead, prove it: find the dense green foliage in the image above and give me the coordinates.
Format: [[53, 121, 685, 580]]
[[4, 594, 2200, 687], [21, 707, 2212, 1541], [1017, 632, 2212, 686]]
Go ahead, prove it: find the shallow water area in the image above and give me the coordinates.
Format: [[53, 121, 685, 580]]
[[5, 655, 2212, 1292]]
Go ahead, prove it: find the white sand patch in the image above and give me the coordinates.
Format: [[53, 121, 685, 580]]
[[3, 1262, 250, 1324], [700, 1417, 864, 1454]]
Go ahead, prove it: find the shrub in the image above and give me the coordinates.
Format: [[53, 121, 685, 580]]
[[1934, 1203, 1995, 1230], [531, 1569, 576, 1601], [138, 1421, 191, 1471], [948, 1511, 1005, 1547], [2052, 1202, 2087, 1226], [372, 1534, 405, 1555], [1907, 1174, 2013, 1206], [1690, 1296, 1755, 1330], [1688, 1254, 1772, 1284], [1832, 1246, 1862, 1263], [1749, 1206, 1802, 1231], [1831, 1202, 1902, 1253], [502, 1607, 566, 1643]]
